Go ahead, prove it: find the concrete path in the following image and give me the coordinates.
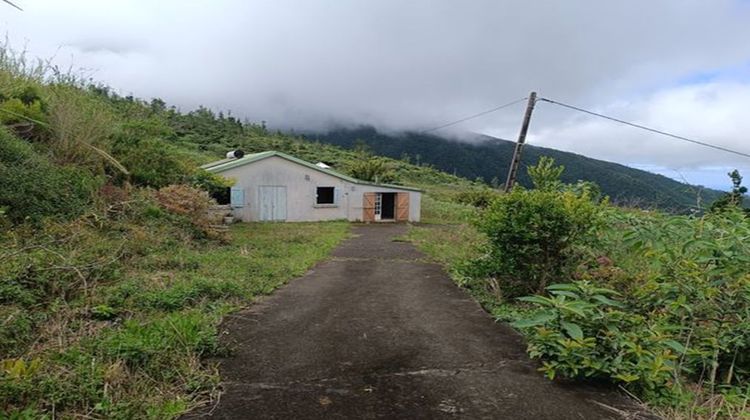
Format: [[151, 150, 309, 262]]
[[188, 224, 648, 419]]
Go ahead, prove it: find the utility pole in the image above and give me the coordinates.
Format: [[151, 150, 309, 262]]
[[504, 91, 537, 192]]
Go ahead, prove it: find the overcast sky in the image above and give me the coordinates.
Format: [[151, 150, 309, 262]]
[[2, 0, 749, 189]]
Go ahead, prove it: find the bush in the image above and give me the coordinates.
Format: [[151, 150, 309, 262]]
[[345, 144, 397, 183], [454, 188, 498, 208], [514, 207, 750, 407], [0, 129, 99, 223], [189, 169, 234, 204], [473, 188, 601, 297], [154, 184, 221, 237], [45, 85, 115, 169], [112, 135, 194, 188], [619, 209, 750, 388], [513, 282, 680, 398]]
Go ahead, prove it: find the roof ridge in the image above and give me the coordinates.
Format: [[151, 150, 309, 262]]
[[203, 150, 423, 192]]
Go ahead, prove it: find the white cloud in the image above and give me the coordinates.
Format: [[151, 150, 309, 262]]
[[1, 0, 749, 182]]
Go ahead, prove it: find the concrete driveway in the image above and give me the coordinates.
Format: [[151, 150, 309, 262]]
[[187, 224, 648, 419]]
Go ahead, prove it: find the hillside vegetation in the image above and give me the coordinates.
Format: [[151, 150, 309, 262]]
[[407, 158, 750, 419], [3, 45, 747, 419], [0, 47, 487, 417], [304, 126, 725, 212]]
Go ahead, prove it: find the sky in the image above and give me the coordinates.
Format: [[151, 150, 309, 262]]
[[2, 0, 749, 189]]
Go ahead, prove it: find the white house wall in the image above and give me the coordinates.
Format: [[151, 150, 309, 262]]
[[217, 156, 421, 222]]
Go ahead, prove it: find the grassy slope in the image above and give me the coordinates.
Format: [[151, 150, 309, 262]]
[[2, 217, 349, 418]]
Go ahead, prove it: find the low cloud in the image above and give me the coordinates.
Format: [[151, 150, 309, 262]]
[[2, 0, 749, 182]]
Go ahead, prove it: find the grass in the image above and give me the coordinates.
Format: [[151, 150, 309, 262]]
[[405, 195, 528, 321], [1, 220, 349, 418]]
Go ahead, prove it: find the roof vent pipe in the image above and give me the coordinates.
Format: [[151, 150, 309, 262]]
[[226, 150, 245, 159]]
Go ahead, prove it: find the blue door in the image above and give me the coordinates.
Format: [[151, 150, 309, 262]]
[[258, 186, 287, 221]]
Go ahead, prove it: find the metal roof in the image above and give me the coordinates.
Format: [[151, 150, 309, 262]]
[[201, 151, 423, 192]]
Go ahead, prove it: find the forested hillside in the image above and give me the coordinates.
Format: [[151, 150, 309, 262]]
[[303, 126, 724, 212]]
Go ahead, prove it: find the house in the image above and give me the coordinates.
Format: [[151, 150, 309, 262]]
[[202, 151, 422, 223]]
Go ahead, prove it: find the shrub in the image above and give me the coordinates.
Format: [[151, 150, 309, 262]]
[[189, 169, 234, 204], [453, 187, 499, 208], [346, 144, 397, 183], [619, 209, 750, 388], [473, 188, 601, 297], [347, 156, 397, 183], [527, 156, 564, 191], [112, 135, 194, 188], [0, 129, 99, 223], [154, 184, 220, 237], [514, 208, 750, 404], [45, 85, 115, 170], [512, 281, 680, 398]]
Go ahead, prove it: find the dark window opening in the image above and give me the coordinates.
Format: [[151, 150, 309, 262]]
[[317, 187, 335, 205], [381, 193, 396, 219], [213, 187, 231, 205]]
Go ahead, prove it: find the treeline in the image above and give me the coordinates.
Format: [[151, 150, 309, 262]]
[[303, 126, 726, 213]]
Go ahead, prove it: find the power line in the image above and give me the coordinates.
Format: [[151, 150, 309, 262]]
[[421, 97, 527, 134], [2, 0, 23, 11], [538, 97, 750, 160]]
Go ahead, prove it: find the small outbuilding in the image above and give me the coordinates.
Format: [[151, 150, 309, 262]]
[[202, 151, 422, 223]]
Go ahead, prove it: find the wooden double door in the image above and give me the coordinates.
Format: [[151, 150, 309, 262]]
[[363, 192, 409, 222]]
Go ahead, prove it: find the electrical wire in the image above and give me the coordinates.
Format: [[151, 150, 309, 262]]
[[538, 97, 750, 160], [2, 0, 23, 11], [420, 97, 528, 134]]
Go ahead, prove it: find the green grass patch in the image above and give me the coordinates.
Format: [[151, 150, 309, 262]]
[[1, 221, 349, 418]]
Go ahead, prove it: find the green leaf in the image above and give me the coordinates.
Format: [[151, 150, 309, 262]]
[[517, 295, 553, 306], [591, 294, 625, 308], [551, 290, 581, 299], [560, 321, 584, 341], [511, 312, 556, 329], [663, 339, 687, 355], [547, 283, 578, 291], [559, 302, 588, 317]]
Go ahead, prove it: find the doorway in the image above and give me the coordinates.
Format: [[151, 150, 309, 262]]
[[378, 193, 396, 221], [258, 185, 287, 221]]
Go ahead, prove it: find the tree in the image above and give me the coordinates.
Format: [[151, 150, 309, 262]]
[[710, 170, 748, 214], [527, 156, 564, 191]]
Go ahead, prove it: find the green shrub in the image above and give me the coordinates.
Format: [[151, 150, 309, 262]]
[[0, 98, 46, 126], [618, 209, 750, 388], [512, 207, 750, 407], [0, 129, 99, 223], [111, 135, 193, 188], [453, 187, 498, 208], [513, 281, 680, 398], [527, 156, 564, 191], [473, 188, 601, 297], [189, 169, 234, 204], [345, 145, 397, 183]]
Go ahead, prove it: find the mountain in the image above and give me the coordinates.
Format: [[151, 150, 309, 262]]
[[302, 126, 724, 212]]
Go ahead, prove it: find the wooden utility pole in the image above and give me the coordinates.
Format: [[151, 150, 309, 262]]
[[504, 91, 537, 192]]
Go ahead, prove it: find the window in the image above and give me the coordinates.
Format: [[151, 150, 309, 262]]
[[316, 187, 335, 205]]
